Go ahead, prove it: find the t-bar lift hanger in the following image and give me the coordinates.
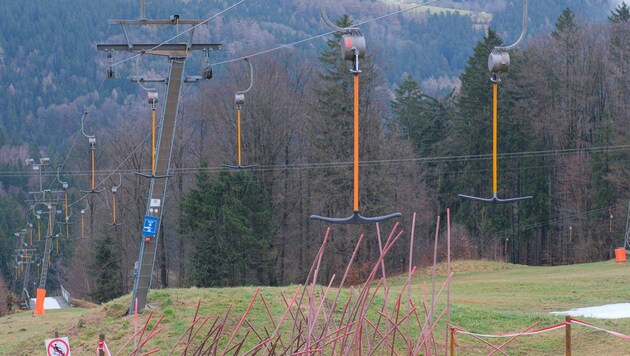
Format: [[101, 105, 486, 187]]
[[136, 91, 170, 179], [107, 172, 123, 226], [459, 0, 533, 204], [223, 58, 256, 169], [310, 3, 401, 224], [80, 112, 105, 195], [55, 165, 75, 240]]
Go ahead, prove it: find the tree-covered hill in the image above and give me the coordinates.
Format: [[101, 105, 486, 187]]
[[0, 0, 617, 146]]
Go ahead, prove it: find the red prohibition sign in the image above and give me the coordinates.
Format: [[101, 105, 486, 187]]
[[47, 338, 70, 356]]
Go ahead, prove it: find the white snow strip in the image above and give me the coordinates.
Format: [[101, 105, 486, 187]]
[[30, 297, 62, 309], [551, 303, 630, 319]]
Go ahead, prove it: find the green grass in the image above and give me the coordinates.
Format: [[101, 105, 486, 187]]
[[2, 260, 630, 354]]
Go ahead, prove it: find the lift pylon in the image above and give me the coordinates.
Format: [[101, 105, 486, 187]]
[[623, 201, 630, 251], [98, 5, 221, 313], [33, 203, 56, 315]]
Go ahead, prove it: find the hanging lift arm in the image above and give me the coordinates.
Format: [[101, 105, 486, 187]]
[[107, 173, 123, 226], [458, 0, 532, 204], [224, 58, 256, 169], [310, 23, 400, 224]]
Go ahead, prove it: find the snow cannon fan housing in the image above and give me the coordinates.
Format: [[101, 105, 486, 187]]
[[488, 51, 510, 74], [340, 32, 366, 61]]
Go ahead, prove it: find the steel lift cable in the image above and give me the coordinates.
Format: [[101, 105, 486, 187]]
[[53, 78, 105, 192], [310, 3, 401, 224], [458, 0, 532, 204], [223, 58, 256, 169], [108, 0, 245, 69], [210, 0, 441, 67]]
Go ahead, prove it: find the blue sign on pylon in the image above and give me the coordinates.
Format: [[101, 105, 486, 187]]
[[142, 215, 159, 237]]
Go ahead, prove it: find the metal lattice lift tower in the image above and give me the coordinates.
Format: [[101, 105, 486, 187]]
[[624, 201, 630, 251], [98, 2, 221, 313]]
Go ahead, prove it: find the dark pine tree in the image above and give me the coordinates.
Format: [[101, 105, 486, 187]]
[[89, 233, 124, 303], [180, 169, 273, 287]]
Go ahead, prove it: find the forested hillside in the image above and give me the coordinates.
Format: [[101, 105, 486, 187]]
[[0, 0, 628, 306], [0, 0, 614, 144]]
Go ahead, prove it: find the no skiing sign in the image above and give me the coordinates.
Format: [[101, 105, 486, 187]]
[[45, 336, 71, 356]]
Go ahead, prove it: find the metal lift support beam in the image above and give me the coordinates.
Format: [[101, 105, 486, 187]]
[[98, 18, 220, 314], [624, 201, 630, 251], [37, 203, 57, 291]]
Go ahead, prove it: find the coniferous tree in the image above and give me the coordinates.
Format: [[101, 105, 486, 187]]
[[0, 273, 8, 316], [89, 233, 124, 303], [180, 169, 273, 287], [390, 74, 445, 156], [609, 1, 630, 23], [608, 1, 630, 114], [552, 8, 578, 39]]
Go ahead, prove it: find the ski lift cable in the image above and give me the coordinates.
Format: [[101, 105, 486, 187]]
[[478, 203, 627, 246], [66, 76, 198, 209], [50, 18, 114, 195], [6, 143, 630, 180], [39, 23, 116, 211], [210, 0, 441, 67], [9, 141, 630, 182], [55, 83, 192, 210], [49, 78, 107, 193], [66, 130, 153, 209], [61, 60, 199, 211], [109, 0, 247, 69], [94, 75, 197, 186]]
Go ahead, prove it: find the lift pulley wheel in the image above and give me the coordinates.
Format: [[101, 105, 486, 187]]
[[340, 32, 366, 61], [488, 50, 510, 74], [234, 93, 245, 107], [147, 91, 158, 105], [202, 64, 213, 80]]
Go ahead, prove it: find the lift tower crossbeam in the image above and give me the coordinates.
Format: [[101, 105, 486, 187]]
[[98, 15, 221, 314]]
